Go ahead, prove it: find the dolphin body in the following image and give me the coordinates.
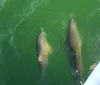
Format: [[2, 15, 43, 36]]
[[66, 16, 84, 85], [36, 28, 52, 85]]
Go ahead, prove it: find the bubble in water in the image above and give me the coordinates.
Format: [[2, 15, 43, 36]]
[[0, 0, 7, 12], [80, 81, 83, 85], [66, 73, 68, 76], [76, 70, 78, 73], [61, 21, 66, 30]]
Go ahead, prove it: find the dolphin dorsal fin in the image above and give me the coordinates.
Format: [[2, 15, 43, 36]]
[[69, 13, 74, 19], [41, 28, 44, 32]]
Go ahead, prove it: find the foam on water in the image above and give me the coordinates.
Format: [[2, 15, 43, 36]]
[[0, 0, 8, 12], [7, 0, 43, 58], [0, 33, 9, 65], [12, 0, 42, 18], [93, 33, 100, 61]]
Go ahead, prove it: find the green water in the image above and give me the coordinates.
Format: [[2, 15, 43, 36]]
[[0, 0, 100, 85]]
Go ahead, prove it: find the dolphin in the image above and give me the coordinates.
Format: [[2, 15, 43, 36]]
[[66, 16, 84, 85], [36, 28, 53, 85]]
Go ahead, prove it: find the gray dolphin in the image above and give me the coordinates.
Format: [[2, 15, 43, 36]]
[[36, 28, 53, 85], [66, 16, 84, 85]]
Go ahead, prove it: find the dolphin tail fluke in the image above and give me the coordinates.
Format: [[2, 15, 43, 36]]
[[41, 71, 46, 85], [38, 55, 47, 85], [40, 63, 47, 85]]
